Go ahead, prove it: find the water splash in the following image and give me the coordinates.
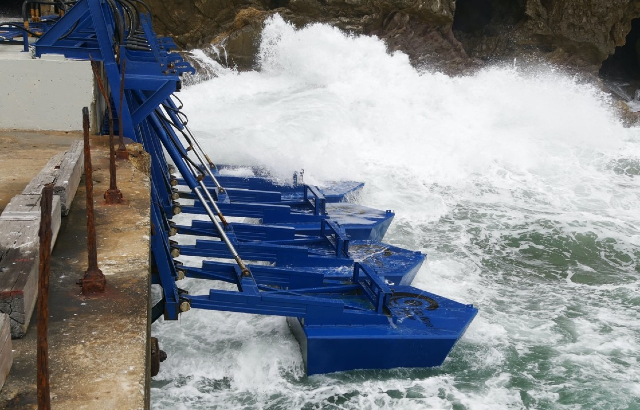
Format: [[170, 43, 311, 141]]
[[152, 15, 640, 409]]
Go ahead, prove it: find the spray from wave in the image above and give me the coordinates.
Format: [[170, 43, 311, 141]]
[[152, 15, 640, 410]]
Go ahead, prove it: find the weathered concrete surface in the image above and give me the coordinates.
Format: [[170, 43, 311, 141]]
[[20, 140, 84, 216], [0, 130, 82, 214], [0, 45, 94, 131], [53, 141, 84, 216], [0, 194, 62, 338], [0, 136, 151, 409], [0, 314, 11, 391], [0, 138, 84, 338]]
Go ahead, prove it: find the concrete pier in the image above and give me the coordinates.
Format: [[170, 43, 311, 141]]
[[0, 133, 151, 409]]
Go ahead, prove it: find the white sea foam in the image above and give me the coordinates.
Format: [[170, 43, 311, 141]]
[[152, 15, 640, 409]]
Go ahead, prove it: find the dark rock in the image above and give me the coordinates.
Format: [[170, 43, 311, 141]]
[[145, 0, 640, 77]]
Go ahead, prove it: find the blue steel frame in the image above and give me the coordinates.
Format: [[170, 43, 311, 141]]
[[30, 0, 477, 375], [35, 0, 194, 148]]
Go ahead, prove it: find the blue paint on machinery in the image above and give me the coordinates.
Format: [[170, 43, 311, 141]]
[[21, 0, 477, 375]]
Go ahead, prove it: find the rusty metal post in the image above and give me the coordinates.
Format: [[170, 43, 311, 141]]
[[104, 118, 123, 204], [37, 183, 53, 410], [90, 60, 123, 204], [79, 107, 106, 293], [116, 59, 129, 160]]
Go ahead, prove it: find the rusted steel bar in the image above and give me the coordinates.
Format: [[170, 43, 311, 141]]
[[89, 60, 112, 132], [104, 143, 123, 204], [104, 107, 123, 204], [37, 183, 53, 410], [79, 107, 106, 293], [116, 59, 129, 160], [90, 60, 123, 204]]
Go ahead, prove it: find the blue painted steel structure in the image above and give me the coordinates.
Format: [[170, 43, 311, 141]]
[[26, 0, 477, 375]]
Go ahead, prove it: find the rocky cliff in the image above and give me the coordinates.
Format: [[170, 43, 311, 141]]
[[146, 0, 640, 80]]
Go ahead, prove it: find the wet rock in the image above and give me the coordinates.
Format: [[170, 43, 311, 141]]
[[145, 0, 640, 76], [614, 100, 640, 127]]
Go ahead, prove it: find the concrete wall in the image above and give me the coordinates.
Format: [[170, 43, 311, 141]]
[[0, 46, 95, 131]]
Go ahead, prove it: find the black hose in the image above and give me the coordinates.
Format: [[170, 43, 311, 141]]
[[161, 104, 188, 123], [155, 110, 205, 175], [105, 0, 124, 45], [121, 0, 141, 36], [0, 22, 42, 37], [172, 94, 184, 110], [172, 123, 194, 148], [161, 101, 190, 126], [120, 1, 134, 35], [126, 44, 151, 51], [117, 0, 139, 39], [56, 19, 78, 40]]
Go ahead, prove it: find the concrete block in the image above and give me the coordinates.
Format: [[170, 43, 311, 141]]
[[55, 140, 84, 216], [0, 195, 61, 338], [0, 194, 61, 248], [0, 50, 93, 131], [22, 141, 84, 216], [0, 144, 77, 338], [0, 314, 11, 391], [21, 153, 65, 196]]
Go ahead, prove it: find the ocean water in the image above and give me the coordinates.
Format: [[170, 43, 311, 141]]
[[151, 16, 640, 410]]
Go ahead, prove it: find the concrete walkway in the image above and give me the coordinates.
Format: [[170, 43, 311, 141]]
[[0, 134, 151, 409]]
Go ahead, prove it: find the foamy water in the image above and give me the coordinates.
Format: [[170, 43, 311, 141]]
[[152, 16, 640, 409]]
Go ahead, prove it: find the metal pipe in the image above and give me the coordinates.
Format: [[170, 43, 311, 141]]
[[162, 110, 223, 197], [186, 160, 229, 227], [136, 98, 197, 189], [104, 97, 124, 204], [116, 58, 129, 159], [139, 100, 244, 272], [79, 107, 107, 293], [165, 98, 224, 190], [109, 126, 116, 191], [90, 59, 112, 132], [84, 108, 98, 272], [175, 129, 250, 276], [91, 60, 123, 204], [193, 187, 250, 276], [37, 183, 53, 410], [183, 127, 225, 195]]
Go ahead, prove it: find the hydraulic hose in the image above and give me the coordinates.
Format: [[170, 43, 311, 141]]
[[0, 22, 41, 37]]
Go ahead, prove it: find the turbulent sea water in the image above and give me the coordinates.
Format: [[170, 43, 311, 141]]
[[151, 16, 640, 410]]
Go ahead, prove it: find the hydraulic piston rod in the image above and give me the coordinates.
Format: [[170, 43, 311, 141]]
[[162, 97, 226, 192], [193, 187, 250, 276]]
